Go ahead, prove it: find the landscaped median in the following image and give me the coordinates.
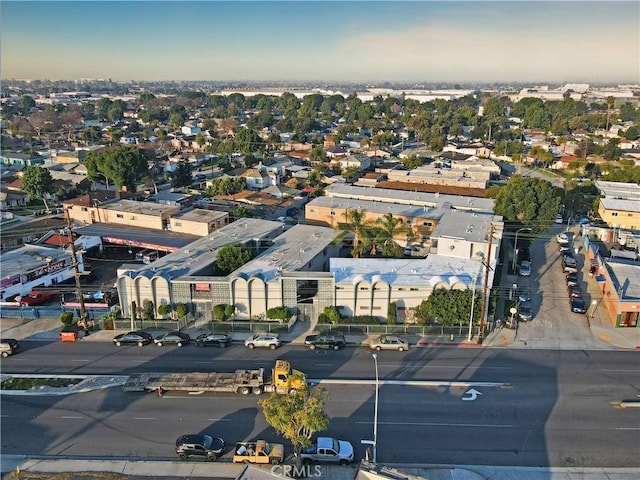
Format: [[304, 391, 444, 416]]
[[0, 374, 128, 395]]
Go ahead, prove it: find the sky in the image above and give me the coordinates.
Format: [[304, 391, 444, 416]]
[[1, 1, 638, 84]]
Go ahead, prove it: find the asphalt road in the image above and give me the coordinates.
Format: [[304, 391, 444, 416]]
[[2, 347, 639, 468]]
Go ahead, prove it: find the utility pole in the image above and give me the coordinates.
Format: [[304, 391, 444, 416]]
[[64, 209, 87, 327], [478, 223, 494, 344]]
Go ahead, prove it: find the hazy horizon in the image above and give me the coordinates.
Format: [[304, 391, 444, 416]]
[[2, 1, 638, 84]]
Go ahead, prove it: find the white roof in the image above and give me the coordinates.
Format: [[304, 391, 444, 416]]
[[600, 198, 640, 213], [331, 255, 492, 288]]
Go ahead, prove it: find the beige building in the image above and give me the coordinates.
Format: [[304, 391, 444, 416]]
[[96, 199, 179, 230], [598, 198, 640, 231], [170, 208, 229, 236]]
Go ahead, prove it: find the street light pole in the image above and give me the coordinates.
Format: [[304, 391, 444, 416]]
[[372, 353, 379, 464], [512, 227, 532, 273]]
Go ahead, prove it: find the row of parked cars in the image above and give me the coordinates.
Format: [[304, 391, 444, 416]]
[[112, 330, 411, 351], [556, 232, 587, 314]]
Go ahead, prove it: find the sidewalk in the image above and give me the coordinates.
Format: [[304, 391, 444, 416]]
[[3, 455, 639, 480]]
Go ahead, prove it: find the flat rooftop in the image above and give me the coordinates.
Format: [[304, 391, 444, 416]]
[[307, 196, 448, 220], [231, 224, 340, 282], [75, 224, 198, 250], [600, 197, 640, 213], [126, 218, 285, 280], [323, 183, 494, 213], [431, 210, 503, 243], [1, 244, 72, 278], [100, 199, 178, 216], [331, 254, 495, 288], [172, 208, 228, 222], [607, 259, 640, 300]]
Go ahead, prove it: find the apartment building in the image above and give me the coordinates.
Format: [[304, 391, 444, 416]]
[[170, 208, 229, 236]]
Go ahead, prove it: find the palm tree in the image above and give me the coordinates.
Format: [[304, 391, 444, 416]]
[[375, 214, 411, 257], [342, 209, 373, 258], [605, 96, 615, 137]]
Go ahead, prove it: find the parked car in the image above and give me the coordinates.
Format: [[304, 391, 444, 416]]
[[195, 333, 232, 348], [555, 214, 564, 224], [154, 331, 191, 347], [19, 290, 58, 306], [570, 297, 587, 314], [517, 248, 531, 263], [113, 331, 153, 347], [567, 284, 582, 299], [175, 434, 224, 461], [304, 332, 346, 351], [559, 243, 572, 254], [0, 338, 20, 358], [245, 333, 281, 350], [517, 295, 533, 322], [556, 232, 570, 244], [369, 334, 410, 351], [518, 260, 532, 277], [566, 273, 579, 286]]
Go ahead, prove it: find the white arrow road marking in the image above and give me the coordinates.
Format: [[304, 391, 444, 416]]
[[462, 388, 482, 401]]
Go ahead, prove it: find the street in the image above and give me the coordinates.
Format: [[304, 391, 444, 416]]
[[1, 346, 639, 468]]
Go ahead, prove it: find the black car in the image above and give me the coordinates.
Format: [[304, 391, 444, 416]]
[[570, 297, 587, 314], [195, 333, 232, 348], [566, 273, 579, 286], [154, 331, 191, 347], [175, 433, 224, 461], [112, 331, 153, 347], [567, 283, 582, 298], [304, 333, 346, 351]]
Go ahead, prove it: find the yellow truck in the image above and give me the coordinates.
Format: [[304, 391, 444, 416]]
[[123, 359, 305, 395], [233, 440, 285, 465]]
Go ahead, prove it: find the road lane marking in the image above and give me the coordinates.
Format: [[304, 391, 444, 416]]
[[60, 416, 83, 419], [356, 421, 512, 428], [134, 417, 157, 420], [616, 428, 640, 430], [309, 379, 507, 388], [207, 419, 231, 422]]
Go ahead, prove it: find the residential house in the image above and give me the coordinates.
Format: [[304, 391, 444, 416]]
[[0, 152, 45, 168], [149, 191, 193, 209], [0, 189, 29, 211], [333, 154, 371, 172]]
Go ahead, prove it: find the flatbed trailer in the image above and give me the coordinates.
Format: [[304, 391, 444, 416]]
[[122, 360, 306, 395], [123, 368, 266, 394]]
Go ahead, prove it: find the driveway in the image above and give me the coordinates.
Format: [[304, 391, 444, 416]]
[[506, 225, 609, 349]]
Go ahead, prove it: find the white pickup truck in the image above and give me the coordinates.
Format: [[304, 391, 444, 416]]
[[299, 437, 354, 465]]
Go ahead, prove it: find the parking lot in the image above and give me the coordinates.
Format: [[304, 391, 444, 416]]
[[505, 224, 609, 349]]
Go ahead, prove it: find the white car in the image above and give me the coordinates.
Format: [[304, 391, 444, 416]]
[[556, 232, 570, 244], [555, 214, 564, 224], [369, 335, 409, 351], [244, 333, 281, 350]]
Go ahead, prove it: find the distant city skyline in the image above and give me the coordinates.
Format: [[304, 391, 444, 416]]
[[2, 1, 638, 84]]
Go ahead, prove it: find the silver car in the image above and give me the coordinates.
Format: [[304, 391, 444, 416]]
[[369, 335, 409, 351], [244, 333, 281, 350]]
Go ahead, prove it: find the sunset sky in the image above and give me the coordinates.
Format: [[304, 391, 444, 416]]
[[2, 1, 638, 83]]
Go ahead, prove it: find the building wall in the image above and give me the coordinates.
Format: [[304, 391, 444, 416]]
[[170, 215, 228, 236], [99, 206, 178, 230], [305, 204, 437, 242], [598, 203, 640, 231]]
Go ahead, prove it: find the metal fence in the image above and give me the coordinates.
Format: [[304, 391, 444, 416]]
[[315, 321, 491, 338], [113, 316, 191, 331], [200, 315, 298, 335]]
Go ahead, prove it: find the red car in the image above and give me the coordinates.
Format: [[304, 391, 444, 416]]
[[20, 291, 58, 306]]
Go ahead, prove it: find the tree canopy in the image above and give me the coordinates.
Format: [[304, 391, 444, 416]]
[[493, 176, 563, 234], [259, 378, 329, 463], [84, 145, 149, 191], [21, 166, 54, 212], [171, 160, 193, 188], [216, 243, 254, 275], [415, 288, 479, 326]]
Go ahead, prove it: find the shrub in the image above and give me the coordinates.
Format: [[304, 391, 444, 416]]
[[143, 300, 155, 320], [60, 311, 75, 327], [323, 306, 342, 324], [224, 304, 236, 319], [175, 303, 188, 318], [387, 302, 397, 324], [317, 313, 330, 324], [266, 306, 289, 321], [157, 304, 172, 316], [213, 304, 227, 322]]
